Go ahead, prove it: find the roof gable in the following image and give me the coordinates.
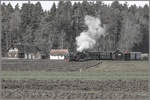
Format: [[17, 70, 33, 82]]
[[50, 49, 69, 55]]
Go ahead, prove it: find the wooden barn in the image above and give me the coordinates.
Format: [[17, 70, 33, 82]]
[[50, 49, 69, 60]]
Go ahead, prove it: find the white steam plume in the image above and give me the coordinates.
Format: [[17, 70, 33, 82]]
[[76, 15, 105, 52]]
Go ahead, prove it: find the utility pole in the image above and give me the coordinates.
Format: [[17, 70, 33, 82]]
[[0, 0, 2, 71], [0, 0, 2, 99]]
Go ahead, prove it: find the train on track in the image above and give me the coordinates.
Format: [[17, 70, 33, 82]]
[[6, 47, 147, 61], [66, 50, 142, 61]]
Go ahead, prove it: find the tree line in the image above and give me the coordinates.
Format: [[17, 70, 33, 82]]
[[1, 0, 149, 56]]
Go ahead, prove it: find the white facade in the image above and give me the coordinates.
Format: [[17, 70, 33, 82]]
[[50, 49, 69, 60], [141, 53, 149, 60], [50, 55, 65, 60], [8, 48, 19, 58], [25, 52, 41, 59]]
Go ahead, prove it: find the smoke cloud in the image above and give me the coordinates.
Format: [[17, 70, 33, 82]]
[[76, 15, 105, 52]]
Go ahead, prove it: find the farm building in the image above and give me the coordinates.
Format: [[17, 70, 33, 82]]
[[24, 46, 42, 59], [141, 53, 149, 60], [7, 48, 19, 59], [7, 44, 43, 59], [50, 49, 69, 60], [24, 52, 41, 59]]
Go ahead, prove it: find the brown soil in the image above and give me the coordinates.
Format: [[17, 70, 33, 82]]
[[2, 79, 149, 99]]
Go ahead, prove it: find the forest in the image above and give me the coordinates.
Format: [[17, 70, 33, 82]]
[[1, 0, 149, 56]]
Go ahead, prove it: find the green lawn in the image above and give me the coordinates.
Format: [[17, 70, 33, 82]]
[[1, 71, 148, 80]]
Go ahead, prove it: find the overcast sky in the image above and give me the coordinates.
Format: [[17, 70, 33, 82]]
[[1, 1, 149, 11]]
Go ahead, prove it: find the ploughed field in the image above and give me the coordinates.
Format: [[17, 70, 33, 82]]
[[2, 79, 148, 99], [1, 59, 149, 99]]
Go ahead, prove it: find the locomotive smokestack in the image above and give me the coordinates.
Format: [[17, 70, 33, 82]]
[[76, 15, 105, 52]]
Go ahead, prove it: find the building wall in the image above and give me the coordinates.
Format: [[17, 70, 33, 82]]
[[8, 48, 18, 58], [50, 55, 65, 60], [25, 52, 41, 59]]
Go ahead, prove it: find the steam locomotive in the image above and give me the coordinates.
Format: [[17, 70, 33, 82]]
[[67, 51, 117, 61]]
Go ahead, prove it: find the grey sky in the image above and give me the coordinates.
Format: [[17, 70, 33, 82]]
[[1, 1, 149, 11]]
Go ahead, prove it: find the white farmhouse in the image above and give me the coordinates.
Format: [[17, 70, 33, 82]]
[[50, 49, 69, 60], [8, 48, 19, 59]]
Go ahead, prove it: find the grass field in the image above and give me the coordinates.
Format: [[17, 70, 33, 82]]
[[1, 60, 149, 80], [1, 71, 148, 80], [1, 60, 149, 99]]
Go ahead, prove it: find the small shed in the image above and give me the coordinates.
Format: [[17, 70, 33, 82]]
[[50, 49, 69, 60]]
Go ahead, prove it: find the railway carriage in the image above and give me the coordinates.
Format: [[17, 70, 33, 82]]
[[68, 51, 114, 61], [68, 50, 142, 61]]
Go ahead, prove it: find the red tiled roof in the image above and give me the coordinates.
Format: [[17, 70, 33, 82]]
[[50, 49, 69, 55]]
